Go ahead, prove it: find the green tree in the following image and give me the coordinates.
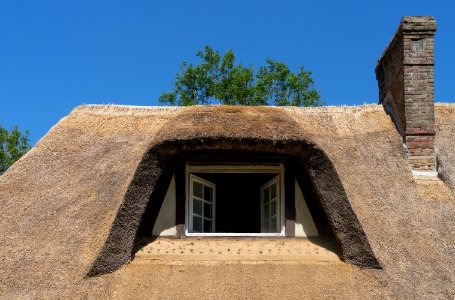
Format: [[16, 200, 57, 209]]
[[0, 124, 31, 174], [160, 46, 323, 106]]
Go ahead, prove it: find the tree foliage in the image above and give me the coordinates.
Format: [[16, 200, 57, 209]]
[[0, 124, 31, 174], [160, 46, 322, 106]]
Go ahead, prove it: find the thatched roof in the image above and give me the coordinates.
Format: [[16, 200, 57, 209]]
[[1, 104, 454, 299]]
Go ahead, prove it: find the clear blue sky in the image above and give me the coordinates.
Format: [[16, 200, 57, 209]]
[[1, 1, 454, 145]]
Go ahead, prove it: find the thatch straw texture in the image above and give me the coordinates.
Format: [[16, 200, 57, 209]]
[[0, 104, 454, 299]]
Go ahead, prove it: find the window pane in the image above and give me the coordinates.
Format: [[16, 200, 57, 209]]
[[204, 219, 212, 233], [204, 202, 212, 218], [271, 183, 277, 199], [270, 200, 276, 216], [204, 186, 212, 202], [193, 216, 202, 232], [193, 181, 202, 198], [193, 199, 202, 215], [264, 203, 270, 218], [271, 217, 277, 232], [264, 188, 269, 204], [264, 220, 270, 233]]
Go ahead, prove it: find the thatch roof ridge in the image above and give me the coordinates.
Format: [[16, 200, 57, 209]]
[[283, 103, 383, 113], [435, 102, 455, 106], [71, 104, 183, 115], [71, 103, 384, 116]]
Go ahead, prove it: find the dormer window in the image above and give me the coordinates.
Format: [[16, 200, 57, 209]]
[[148, 155, 322, 239], [186, 165, 285, 236]]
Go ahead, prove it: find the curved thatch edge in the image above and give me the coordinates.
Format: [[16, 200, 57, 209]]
[[87, 136, 381, 277]]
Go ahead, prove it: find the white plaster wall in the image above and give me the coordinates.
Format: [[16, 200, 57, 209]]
[[295, 179, 319, 237], [152, 176, 177, 236]]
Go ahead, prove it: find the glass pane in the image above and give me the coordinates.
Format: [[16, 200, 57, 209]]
[[264, 188, 269, 204], [271, 183, 277, 198], [204, 219, 212, 233], [270, 200, 276, 216], [204, 202, 212, 218], [193, 216, 202, 232], [193, 181, 202, 198], [264, 203, 270, 219], [193, 199, 202, 215], [204, 186, 212, 202], [271, 217, 277, 232], [264, 220, 270, 233]]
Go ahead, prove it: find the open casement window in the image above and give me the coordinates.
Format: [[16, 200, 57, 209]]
[[260, 176, 280, 233], [188, 175, 216, 233], [185, 165, 285, 236]]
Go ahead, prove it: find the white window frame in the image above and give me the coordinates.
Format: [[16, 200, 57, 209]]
[[185, 164, 285, 237], [188, 174, 216, 233], [260, 176, 281, 233]]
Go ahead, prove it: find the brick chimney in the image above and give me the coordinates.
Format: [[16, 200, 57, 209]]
[[376, 16, 437, 175]]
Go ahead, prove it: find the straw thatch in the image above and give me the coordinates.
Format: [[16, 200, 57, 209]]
[[1, 104, 454, 299]]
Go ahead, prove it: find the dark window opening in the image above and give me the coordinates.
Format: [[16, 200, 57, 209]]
[[192, 173, 277, 233]]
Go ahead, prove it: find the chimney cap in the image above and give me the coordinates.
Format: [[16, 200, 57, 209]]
[[400, 16, 437, 32]]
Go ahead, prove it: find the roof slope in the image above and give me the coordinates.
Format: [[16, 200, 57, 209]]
[[1, 104, 454, 299]]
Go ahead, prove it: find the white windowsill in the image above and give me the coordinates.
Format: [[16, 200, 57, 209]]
[[185, 232, 285, 237]]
